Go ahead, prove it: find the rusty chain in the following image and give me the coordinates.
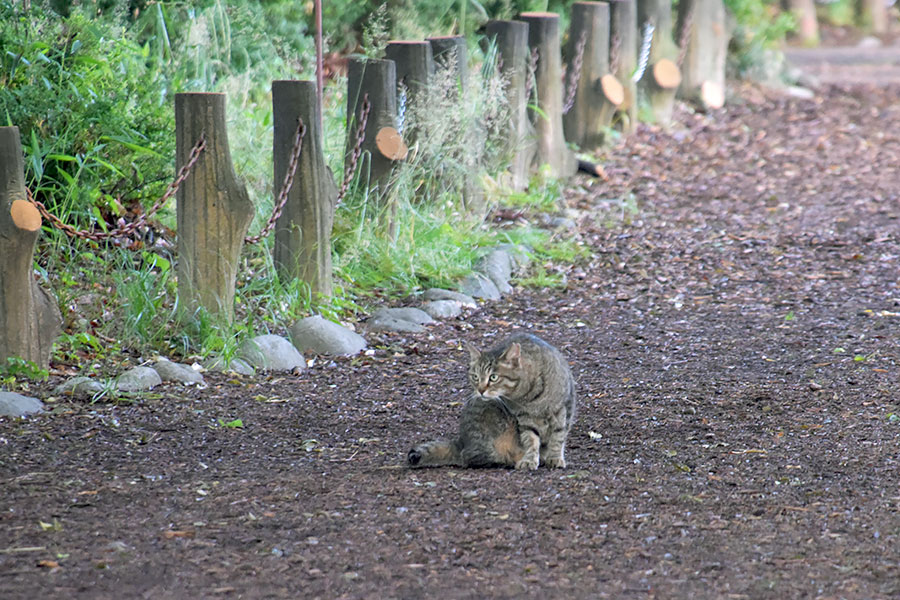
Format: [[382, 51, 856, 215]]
[[244, 117, 307, 245], [337, 93, 371, 204], [677, 5, 694, 68], [524, 46, 539, 102], [609, 30, 621, 77], [26, 134, 207, 243], [563, 29, 587, 115]]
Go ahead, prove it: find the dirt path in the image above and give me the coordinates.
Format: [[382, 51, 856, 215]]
[[3, 80, 900, 598]]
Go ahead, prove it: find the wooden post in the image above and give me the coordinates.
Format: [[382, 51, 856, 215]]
[[272, 80, 336, 298], [563, 2, 613, 149], [346, 57, 398, 194], [783, 0, 819, 46], [175, 93, 254, 324], [520, 12, 576, 178], [609, 0, 638, 134], [385, 41, 434, 148], [0, 127, 62, 369], [856, 0, 888, 34], [427, 36, 468, 92], [486, 19, 536, 191], [637, 0, 680, 126], [676, 0, 728, 110]]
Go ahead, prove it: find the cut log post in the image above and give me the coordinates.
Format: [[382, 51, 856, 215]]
[[385, 41, 433, 148], [0, 127, 62, 369], [856, 0, 888, 34], [563, 1, 613, 149], [272, 80, 336, 298], [486, 19, 536, 191], [783, 0, 819, 46], [609, 0, 638, 134], [676, 0, 729, 110], [520, 12, 577, 178], [346, 57, 398, 195], [175, 93, 254, 324], [637, 0, 680, 126], [427, 36, 468, 92]]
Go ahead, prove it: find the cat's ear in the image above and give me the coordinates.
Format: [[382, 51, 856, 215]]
[[501, 342, 521, 367], [467, 344, 481, 363]]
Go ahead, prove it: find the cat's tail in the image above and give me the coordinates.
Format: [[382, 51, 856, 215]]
[[407, 439, 463, 468]]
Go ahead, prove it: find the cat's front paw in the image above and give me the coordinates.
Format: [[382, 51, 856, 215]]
[[515, 456, 539, 470], [544, 456, 566, 469]]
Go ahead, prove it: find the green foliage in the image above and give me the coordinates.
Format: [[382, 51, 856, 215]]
[[725, 0, 796, 76], [1, 357, 49, 382]]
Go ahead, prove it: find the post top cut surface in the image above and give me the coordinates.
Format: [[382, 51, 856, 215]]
[[519, 11, 558, 19], [387, 40, 430, 45], [10, 199, 41, 232]]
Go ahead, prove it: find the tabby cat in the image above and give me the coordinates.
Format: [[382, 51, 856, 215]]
[[407, 333, 576, 470]]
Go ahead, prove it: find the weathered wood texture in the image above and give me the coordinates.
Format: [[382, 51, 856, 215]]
[[385, 41, 434, 147], [175, 93, 254, 324], [486, 19, 536, 191], [856, 0, 888, 33], [563, 2, 613, 149], [783, 0, 819, 45], [346, 58, 397, 193], [520, 12, 576, 177], [272, 80, 336, 297], [676, 0, 729, 110], [610, 0, 638, 134], [637, 0, 680, 125], [428, 36, 468, 92], [0, 127, 61, 369]]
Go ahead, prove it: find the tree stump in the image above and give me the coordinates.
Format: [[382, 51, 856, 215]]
[[175, 93, 254, 324], [486, 19, 536, 191], [562, 2, 613, 149], [637, 0, 680, 126], [272, 80, 337, 298], [610, 0, 638, 134], [427, 36, 468, 92], [676, 0, 729, 110], [0, 127, 62, 369], [856, 0, 888, 34], [346, 57, 398, 195], [783, 0, 819, 46], [520, 12, 576, 178]]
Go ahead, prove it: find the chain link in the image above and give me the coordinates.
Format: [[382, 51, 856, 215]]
[[633, 22, 655, 83], [524, 46, 539, 102], [26, 134, 207, 243], [677, 5, 694, 68], [396, 81, 408, 137], [244, 117, 307, 245], [563, 30, 587, 115], [337, 93, 371, 204], [609, 30, 621, 77]]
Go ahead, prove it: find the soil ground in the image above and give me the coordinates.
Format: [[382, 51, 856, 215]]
[[3, 57, 900, 598]]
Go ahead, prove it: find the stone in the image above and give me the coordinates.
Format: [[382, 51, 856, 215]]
[[858, 36, 882, 49], [54, 376, 105, 399], [459, 272, 501, 301], [365, 316, 426, 334], [422, 288, 477, 308], [371, 307, 434, 325], [0, 392, 44, 417], [475, 249, 513, 294], [495, 243, 533, 271], [153, 358, 204, 385], [290, 316, 367, 355], [238, 334, 305, 372], [204, 357, 256, 376], [420, 300, 462, 319], [116, 366, 162, 392]]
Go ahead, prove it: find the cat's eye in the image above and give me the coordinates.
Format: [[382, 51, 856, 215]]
[[488, 374, 499, 382]]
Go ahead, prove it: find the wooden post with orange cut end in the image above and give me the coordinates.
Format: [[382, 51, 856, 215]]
[[637, 0, 680, 126], [175, 92, 254, 325], [486, 19, 536, 192], [520, 12, 576, 177], [385, 40, 434, 147], [0, 126, 62, 369], [609, 0, 638, 134], [676, 0, 729, 111], [562, 1, 613, 149], [346, 57, 398, 195]]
